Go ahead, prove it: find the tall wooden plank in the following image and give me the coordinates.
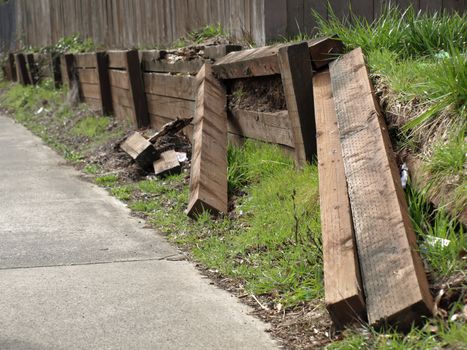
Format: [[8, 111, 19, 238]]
[[314, 69, 365, 328], [442, 0, 465, 13], [330, 48, 433, 327], [63, 53, 77, 90], [187, 63, 228, 217], [286, 0, 304, 37], [350, 0, 374, 22], [420, 0, 442, 12], [278, 42, 316, 167], [15, 54, 31, 85], [126, 49, 149, 128], [96, 51, 112, 115]]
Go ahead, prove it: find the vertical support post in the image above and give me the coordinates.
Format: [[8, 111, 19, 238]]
[[15, 53, 31, 85], [63, 53, 77, 90], [8, 53, 16, 81], [51, 53, 62, 89], [26, 53, 39, 85], [125, 49, 149, 128], [96, 51, 113, 115], [278, 42, 317, 167]]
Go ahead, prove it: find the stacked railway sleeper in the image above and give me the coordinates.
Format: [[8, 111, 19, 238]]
[[2, 37, 434, 330]]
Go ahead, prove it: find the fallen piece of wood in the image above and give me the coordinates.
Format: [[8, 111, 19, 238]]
[[330, 48, 433, 328], [187, 63, 228, 217], [120, 131, 158, 168], [153, 150, 181, 176], [314, 69, 365, 328], [148, 117, 193, 143]]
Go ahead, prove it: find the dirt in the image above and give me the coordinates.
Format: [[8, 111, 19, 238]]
[[227, 75, 287, 112]]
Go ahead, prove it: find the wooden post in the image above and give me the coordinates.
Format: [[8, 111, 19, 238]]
[[63, 53, 77, 90], [15, 54, 31, 85], [51, 53, 62, 88], [187, 63, 228, 217], [96, 51, 112, 115], [25, 53, 39, 85], [314, 69, 365, 328], [125, 49, 149, 128], [278, 42, 317, 167], [330, 48, 433, 328], [8, 53, 16, 81]]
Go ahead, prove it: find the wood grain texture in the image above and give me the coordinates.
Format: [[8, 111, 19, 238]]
[[142, 57, 204, 75], [96, 51, 112, 115], [314, 69, 365, 328], [77, 68, 99, 84], [330, 48, 433, 327], [120, 131, 158, 168], [126, 49, 150, 128], [153, 150, 181, 176], [143, 73, 196, 100], [109, 69, 130, 89], [228, 109, 294, 147], [213, 37, 343, 80], [146, 95, 195, 120], [187, 63, 228, 217], [15, 53, 31, 85], [74, 53, 97, 68], [80, 82, 100, 99], [278, 42, 316, 167], [26, 53, 39, 85]]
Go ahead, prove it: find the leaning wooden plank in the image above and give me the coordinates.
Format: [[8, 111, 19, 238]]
[[330, 48, 433, 327], [15, 54, 31, 85], [314, 69, 365, 328], [213, 37, 343, 79], [228, 109, 294, 148], [51, 54, 62, 88], [203, 44, 243, 59], [153, 150, 181, 176], [120, 132, 158, 168], [278, 42, 317, 167], [187, 63, 228, 217]]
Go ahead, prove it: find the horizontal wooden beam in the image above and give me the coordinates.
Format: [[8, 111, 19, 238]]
[[213, 37, 344, 79]]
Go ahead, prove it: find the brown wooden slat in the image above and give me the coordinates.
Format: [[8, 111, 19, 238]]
[[143, 73, 196, 100], [74, 53, 97, 68], [278, 42, 317, 167], [213, 37, 344, 79], [146, 94, 195, 120], [81, 82, 101, 99], [109, 69, 130, 89], [187, 63, 228, 217], [314, 69, 365, 328], [228, 109, 294, 147], [78, 68, 99, 84], [126, 49, 149, 128], [96, 51, 112, 116], [142, 58, 204, 75], [330, 48, 433, 327], [107, 50, 128, 69], [111, 86, 133, 108]]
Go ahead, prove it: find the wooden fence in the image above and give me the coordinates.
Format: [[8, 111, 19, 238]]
[[1, 0, 465, 53]]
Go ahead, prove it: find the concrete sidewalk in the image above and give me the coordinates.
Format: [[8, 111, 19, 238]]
[[0, 115, 278, 350]]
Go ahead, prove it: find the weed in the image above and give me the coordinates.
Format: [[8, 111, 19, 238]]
[[95, 174, 119, 187], [83, 164, 102, 174], [71, 116, 111, 138], [111, 186, 133, 201], [188, 23, 226, 44], [406, 185, 466, 278]]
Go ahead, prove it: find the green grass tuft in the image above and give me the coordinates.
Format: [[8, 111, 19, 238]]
[[95, 174, 119, 187], [188, 23, 226, 44], [72, 116, 111, 138]]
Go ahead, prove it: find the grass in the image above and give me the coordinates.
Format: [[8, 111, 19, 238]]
[[95, 174, 119, 187], [327, 320, 467, 350], [71, 115, 111, 138]]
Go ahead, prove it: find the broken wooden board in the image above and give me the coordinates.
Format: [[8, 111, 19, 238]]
[[120, 132, 158, 168], [187, 63, 228, 217], [314, 69, 365, 328], [330, 48, 433, 328], [212, 37, 343, 79], [153, 150, 181, 176], [278, 42, 317, 167], [148, 117, 193, 143]]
